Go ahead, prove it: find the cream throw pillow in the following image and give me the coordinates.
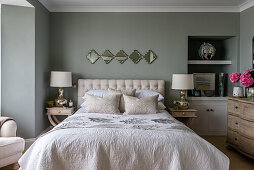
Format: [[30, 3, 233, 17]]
[[85, 93, 121, 114], [123, 94, 159, 114], [108, 88, 136, 113]]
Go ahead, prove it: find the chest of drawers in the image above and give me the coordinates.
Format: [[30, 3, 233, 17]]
[[227, 97, 254, 159]]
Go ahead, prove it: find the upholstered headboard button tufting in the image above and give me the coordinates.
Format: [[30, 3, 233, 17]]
[[77, 79, 165, 108]]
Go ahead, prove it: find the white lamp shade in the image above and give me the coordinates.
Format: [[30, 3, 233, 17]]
[[50, 71, 72, 87], [172, 74, 194, 90]]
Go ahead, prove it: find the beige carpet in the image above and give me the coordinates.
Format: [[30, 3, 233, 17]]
[[202, 136, 254, 170]]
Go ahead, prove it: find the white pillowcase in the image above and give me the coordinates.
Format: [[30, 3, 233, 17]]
[[158, 102, 166, 110], [81, 89, 165, 109], [135, 90, 164, 101], [81, 90, 109, 108]]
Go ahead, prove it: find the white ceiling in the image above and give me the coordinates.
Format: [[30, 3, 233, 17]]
[[39, 0, 254, 12]]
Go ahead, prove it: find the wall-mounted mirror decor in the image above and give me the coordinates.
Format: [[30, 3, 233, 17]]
[[86, 49, 157, 64], [87, 50, 100, 64], [115, 50, 128, 64], [129, 50, 142, 64], [101, 50, 114, 64], [143, 50, 157, 64]]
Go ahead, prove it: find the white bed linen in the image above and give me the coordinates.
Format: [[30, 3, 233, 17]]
[[19, 110, 229, 170]]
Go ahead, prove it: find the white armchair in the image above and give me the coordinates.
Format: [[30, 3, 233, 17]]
[[0, 118, 25, 168]]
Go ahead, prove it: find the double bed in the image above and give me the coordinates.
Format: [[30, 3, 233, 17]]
[[19, 79, 229, 170]]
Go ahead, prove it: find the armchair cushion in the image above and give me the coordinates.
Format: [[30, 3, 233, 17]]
[[0, 137, 25, 159], [0, 137, 25, 168]]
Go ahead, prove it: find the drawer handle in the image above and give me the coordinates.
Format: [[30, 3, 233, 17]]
[[235, 106, 238, 109], [210, 109, 214, 112], [58, 111, 61, 113], [206, 109, 210, 112], [182, 112, 185, 115], [235, 122, 238, 125], [235, 138, 237, 141]]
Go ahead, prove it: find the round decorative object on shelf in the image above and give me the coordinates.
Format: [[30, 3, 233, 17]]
[[198, 42, 216, 60], [233, 86, 244, 97]]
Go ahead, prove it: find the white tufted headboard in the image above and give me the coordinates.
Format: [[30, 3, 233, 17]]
[[78, 79, 165, 108]]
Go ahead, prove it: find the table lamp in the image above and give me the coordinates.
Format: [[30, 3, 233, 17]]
[[172, 74, 194, 109], [50, 71, 72, 107]]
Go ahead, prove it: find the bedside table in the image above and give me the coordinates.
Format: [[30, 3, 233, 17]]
[[46, 107, 75, 126], [169, 108, 197, 127]]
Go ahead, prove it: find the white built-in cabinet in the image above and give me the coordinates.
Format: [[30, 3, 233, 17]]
[[189, 97, 227, 136]]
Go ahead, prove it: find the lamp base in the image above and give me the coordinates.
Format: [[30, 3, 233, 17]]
[[55, 88, 68, 107], [179, 90, 189, 110]]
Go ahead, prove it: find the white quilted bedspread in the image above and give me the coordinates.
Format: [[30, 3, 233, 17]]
[[19, 111, 229, 170]]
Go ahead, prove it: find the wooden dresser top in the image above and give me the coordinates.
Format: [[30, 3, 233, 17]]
[[228, 97, 254, 104]]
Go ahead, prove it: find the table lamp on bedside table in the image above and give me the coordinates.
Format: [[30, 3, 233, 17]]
[[50, 71, 72, 107], [172, 74, 194, 109]]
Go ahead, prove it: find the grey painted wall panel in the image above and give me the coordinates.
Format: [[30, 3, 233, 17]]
[[2, 5, 35, 138], [27, 0, 50, 136], [49, 12, 239, 106], [240, 6, 254, 73]]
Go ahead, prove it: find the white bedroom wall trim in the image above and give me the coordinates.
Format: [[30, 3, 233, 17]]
[[240, 0, 254, 12], [45, 6, 240, 13], [38, 0, 254, 12], [0, 0, 33, 8]]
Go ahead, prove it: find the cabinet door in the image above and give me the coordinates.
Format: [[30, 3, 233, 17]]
[[190, 104, 209, 135], [190, 100, 227, 136], [207, 104, 227, 135]]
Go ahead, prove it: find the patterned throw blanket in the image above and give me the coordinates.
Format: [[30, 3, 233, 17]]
[[52, 112, 192, 133], [0, 117, 14, 128]]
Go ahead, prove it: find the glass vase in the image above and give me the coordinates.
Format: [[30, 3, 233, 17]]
[[246, 87, 254, 101]]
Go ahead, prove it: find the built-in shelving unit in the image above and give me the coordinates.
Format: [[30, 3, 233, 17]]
[[188, 60, 232, 65], [188, 35, 237, 97]]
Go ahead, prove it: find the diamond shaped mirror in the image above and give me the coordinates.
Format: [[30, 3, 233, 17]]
[[143, 50, 157, 64], [129, 50, 142, 64], [86, 50, 100, 64], [101, 50, 114, 64], [115, 50, 128, 64]]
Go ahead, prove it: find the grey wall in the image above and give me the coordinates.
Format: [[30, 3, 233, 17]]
[[2, 5, 36, 138], [49, 12, 240, 106], [27, 0, 50, 136], [240, 6, 254, 73], [1, 0, 50, 138]]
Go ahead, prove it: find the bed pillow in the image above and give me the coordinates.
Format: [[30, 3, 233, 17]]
[[81, 90, 109, 108], [123, 95, 159, 114], [158, 102, 166, 110], [85, 94, 121, 114], [135, 90, 164, 102], [108, 88, 136, 113]]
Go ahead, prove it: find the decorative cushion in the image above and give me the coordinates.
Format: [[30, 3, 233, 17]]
[[123, 95, 159, 114], [85, 94, 121, 114], [158, 102, 166, 110], [108, 88, 136, 113], [135, 90, 164, 101], [81, 90, 109, 108]]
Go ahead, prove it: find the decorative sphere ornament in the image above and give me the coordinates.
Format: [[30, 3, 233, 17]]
[[198, 43, 216, 60]]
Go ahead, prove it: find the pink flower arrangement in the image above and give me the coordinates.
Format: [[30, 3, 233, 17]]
[[230, 73, 241, 83], [230, 69, 254, 87]]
